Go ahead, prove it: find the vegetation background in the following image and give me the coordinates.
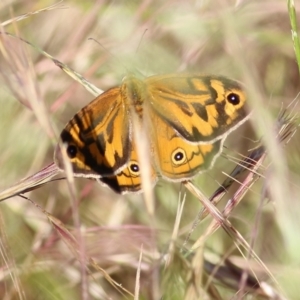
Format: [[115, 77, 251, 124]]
[[0, 0, 300, 299]]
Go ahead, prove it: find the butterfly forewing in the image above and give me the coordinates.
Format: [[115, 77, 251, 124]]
[[146, 74, 248, 144], [54, 87, 131, 178]]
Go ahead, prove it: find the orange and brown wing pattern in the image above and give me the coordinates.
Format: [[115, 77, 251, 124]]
[[54, 87, 131, 177], [54, 73, 249, 193], [149, 112, 223, 181], [146, 74, 248, 143], [98, 141, 157, 194]]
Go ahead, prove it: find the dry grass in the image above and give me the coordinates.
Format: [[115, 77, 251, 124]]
[[0, 0, 300, 299]]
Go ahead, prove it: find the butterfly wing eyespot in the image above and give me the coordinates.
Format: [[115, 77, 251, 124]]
[[171, 148, 187, 165], [128, 161, 140, 176], [67, 144, 77, 159], [226, 92, 240, 105]]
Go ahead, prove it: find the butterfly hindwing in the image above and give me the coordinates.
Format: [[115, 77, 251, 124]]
[[98, 141, 157, 194], [149, 112, 223, 181]]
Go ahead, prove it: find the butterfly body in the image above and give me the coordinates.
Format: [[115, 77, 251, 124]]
[[54, 74, 249, 194]]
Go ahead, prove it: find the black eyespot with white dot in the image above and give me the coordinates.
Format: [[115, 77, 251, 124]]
[[129, 161, 140, 176], [171, 148, 187, 165], [227, 92, 240, 105], [67, 144, 77, 159]]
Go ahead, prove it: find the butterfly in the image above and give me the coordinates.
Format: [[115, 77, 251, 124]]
[[54, 73, 249, 194]]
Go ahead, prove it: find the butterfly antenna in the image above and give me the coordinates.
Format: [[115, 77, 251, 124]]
[[88, 37, 120, 64], [135, 28, 148, 54], [88, 36, 148, 79], [130, 29, 150, 79], [88, 37, 134, 77]]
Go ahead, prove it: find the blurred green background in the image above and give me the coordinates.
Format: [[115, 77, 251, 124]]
[[0, 0, 300, 299]]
